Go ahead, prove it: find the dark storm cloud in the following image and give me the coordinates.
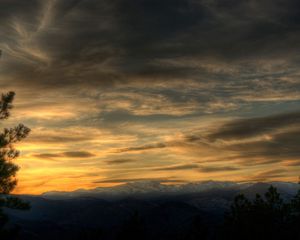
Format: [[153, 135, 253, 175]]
[[115, 0, 300, 62], [1, 0, 300, 92], [0, 0, 122, 89], [208, 111, 300, 141], [0, 0, 38, 24], [114, 0, 207, 59]]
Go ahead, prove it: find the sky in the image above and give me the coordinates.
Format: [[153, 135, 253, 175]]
[[0, 0, 299, 194]]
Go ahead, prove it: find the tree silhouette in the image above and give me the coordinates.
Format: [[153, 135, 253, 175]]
[[291, 181, 300, 213], [0, 92, 30, 237], [181, 215, 209, 240], [222, 183, 300, 240], [116, 211, 145, 240], [289, 178, 300, 239]]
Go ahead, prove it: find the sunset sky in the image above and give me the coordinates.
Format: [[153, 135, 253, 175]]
[[0, 0, 299, 194]]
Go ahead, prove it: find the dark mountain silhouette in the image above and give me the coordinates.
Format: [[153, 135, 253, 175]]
[[3, 181, 299, 240], [42, 181, 299, 200]]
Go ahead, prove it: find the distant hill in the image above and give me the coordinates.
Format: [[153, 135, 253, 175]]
[[4, 181, 299, 240]]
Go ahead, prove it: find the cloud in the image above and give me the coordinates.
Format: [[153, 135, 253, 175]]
[[115, 142, 167, 153], [94, 178, 184, 184], [105, 158, 136, 165], [176, 111, 300, 166], [1, 0, 300, 193], [208, 111, 300, 141], [154, 164, 199, 171], [27, 135, 92, 144], [62, 151, 95, 158], [33, 153, 60, 159], [250, 169, 287, 181], [228, 129, 300, 164], [34, 151, 95, 159], [284, 160, 300, 167], [1, 0, 299, 97], [110, 110, 300, 168], [199, 166, 240, 173]]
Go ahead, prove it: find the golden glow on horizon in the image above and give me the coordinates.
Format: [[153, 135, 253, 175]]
[[11, 115, 299, 195]]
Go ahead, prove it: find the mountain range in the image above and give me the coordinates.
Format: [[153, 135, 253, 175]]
[[42, 180, 299, 199], [5, 181, 299, 240]]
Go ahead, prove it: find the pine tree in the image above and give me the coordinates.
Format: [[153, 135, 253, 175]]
[[222, 184, 300, 240], [292, 177, 300, 212], [0, 92, 30, 235]]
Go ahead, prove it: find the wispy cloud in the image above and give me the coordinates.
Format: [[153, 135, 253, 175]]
[[94, 178, 184, 184], [33, 151, 95, 159], [105, 159, 136, 165], [249, 169, 288, 182], [115, 143, 167, 153], [207, 111, 300, 141], [198, 166, 240, 173], [154, 164, 199, 171]]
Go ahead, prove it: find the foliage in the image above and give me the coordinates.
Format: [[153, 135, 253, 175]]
[[0, 92, 30, 236], [116, 211, 145, 240], [222, 183, 300, 240]]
